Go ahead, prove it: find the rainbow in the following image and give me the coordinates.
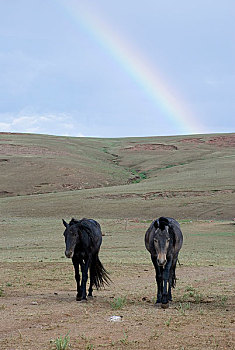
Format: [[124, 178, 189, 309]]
[[58, 1, 204, 134]]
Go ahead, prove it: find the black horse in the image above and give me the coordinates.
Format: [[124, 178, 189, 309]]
[[145, 216, 183, 308], [62, 217, 110, 301]]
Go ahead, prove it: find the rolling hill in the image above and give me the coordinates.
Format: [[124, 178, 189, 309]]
[[0, 132, 234, 220]]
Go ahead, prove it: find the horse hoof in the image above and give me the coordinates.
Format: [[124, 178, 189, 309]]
[[87, 295, 93, 299], [76, 296, 82, 301], [154, 303, 161, 308], [80, 299, 88, 303], [161, 302, 169, 309]]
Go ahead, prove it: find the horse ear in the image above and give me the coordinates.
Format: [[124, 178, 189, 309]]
[[153, 220, 159, 229], [159, 217, 169, 230], [62, 219, 68, 228]]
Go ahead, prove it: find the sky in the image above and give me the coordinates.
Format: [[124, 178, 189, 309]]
[[0, 0, 234, 138]]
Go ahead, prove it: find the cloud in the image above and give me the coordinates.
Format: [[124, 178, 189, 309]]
[[0, 111, 86, 137], [0, 122, 11, 131]]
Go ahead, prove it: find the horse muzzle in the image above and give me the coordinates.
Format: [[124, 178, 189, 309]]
[[157, 254, 167, 267], [65, 250, 74, 258]]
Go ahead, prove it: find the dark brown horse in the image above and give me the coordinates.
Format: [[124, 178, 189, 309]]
[[62, 218, 110, 301], [145, 217, 183, 308]]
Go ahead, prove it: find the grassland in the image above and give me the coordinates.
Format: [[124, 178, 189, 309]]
[[0, 132, 235, 220], [0, 218, 234, 349], [0, 132, 235, 349]]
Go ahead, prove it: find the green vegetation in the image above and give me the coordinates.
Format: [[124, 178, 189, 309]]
[[54, 333, 70, 350], [0, 132, 235, 350], [182, 286, 203, 304], [80, 334, 94, 350], [219, 295, 228, 306], [165, 317, 172, 327], [110, 296, 127, 309], [0, 132, 234, 220], [119, 332, 129, 345], [177, 302, 191, 315], [130, 170, 147, 183]]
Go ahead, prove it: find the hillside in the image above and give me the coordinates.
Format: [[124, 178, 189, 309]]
[[0, 132, 234, 219]]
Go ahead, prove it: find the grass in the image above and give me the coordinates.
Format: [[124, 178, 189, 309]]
[[0, 223, 234, 350], [110, 296, 127, 309], [0, 132, 234, 220], [0, 218, 234, 267], [177, 302, 191, 315], [81, 334, 94, 350], [0, 132, 235, 350], [54, 333, 70, 350], [165, 317, 172, 327], [218, 295, 228, 306], [182, 286, 204, 304], [130, 170, 147, 183], [119, 332, 129, 345]]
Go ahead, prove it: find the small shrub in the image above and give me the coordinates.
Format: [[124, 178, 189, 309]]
[[111, 296, 126, 310], [55, 332, 70, 350]]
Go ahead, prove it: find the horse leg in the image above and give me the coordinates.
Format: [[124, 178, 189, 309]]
[[80, 260, 89, 301], [72, 258, 82, 301], [156, 270, 163, 304], [161, 259, 172, 307], [88, 266, 93, 297], [168, 280, 172, 302], [151, 255, 162, 304], [168, 257, 178, 302]]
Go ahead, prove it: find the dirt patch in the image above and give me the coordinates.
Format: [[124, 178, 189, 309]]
[[0, 191, 13, 197], [88, 189, 235, 201], [0, 263, 234, 350], [206, 135, 235, 147], [0, 132, 22, 135], [179, 135, 235, 147], [179, 137, 205, 144], [0, 144, 70, 156], [124, 143, 178, 151]]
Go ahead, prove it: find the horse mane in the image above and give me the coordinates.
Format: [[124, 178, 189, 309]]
[[168, 225, 176, 246], [158, 217, 169, 230], [69, 218, 96, 246], [68, 217, 87, 226]]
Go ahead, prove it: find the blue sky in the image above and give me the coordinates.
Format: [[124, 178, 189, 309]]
[[0, 0, 234, 137]]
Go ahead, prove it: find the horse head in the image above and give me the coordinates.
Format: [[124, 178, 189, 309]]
[[153, 217, 173, 267], [62, 219, 80, 258]]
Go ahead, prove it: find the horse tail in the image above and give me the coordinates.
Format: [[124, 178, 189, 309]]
[[90, 254, 111, 289], [171, 269, 176, 288], [171, 260, 178, 288]]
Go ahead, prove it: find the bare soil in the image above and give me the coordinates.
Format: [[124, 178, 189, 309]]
[[88, 189, 235, 200], [124, 144, 178, 151], [0, 262, 234, 350], [179, 135, 235, 147]]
